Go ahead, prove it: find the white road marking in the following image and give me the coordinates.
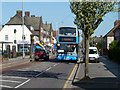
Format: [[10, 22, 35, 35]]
[[53, 63, 58, 67], [0, 80, 21, 83], [14, 79, 31, 88], [0, 85, 13, 88], [35, 63, 59, 77], [35, 72, 44, 77], [1, 76, 28, 79], [46, 67, 52, 71]]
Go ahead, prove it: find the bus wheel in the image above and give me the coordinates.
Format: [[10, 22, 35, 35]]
[[74, 60, 77, 63]]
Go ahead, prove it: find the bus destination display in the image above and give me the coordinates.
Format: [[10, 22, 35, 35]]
[[59, 37, 76, 42]]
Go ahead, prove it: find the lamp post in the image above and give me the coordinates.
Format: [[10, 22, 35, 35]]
[[22, 0, 24, 59]]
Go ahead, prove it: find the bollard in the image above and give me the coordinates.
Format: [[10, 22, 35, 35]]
[[2, 58, 4, 62]]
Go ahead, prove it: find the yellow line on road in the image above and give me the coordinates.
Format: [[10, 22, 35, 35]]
[[2, 62, 29, 69], [0, 61, 22, 67], [63, 63, 77, 89]]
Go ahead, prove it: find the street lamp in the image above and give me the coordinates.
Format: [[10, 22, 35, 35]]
[[22, 0, 24, 59]]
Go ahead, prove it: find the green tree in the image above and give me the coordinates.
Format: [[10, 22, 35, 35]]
[[70, 2, 117, 79]]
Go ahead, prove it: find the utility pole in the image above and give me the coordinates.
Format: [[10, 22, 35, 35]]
[[22, 0, 24, 59]]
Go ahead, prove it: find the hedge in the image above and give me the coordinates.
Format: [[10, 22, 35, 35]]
[[108, 40, 120, 63]]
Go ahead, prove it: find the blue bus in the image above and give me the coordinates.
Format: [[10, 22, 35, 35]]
[[56, 27, 79, 62]]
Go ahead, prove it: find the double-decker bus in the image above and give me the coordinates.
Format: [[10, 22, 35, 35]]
[[56, 26, 79, 62]]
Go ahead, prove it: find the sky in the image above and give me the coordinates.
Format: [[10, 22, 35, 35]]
[[1, 1, 119, 37]]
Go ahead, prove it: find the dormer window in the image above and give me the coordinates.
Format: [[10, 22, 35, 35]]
[[30, 26, 34, 31]]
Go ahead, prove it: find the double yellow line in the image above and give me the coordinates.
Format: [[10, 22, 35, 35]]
[[1, 61, 29, 69], [63, 59, 80, 89]]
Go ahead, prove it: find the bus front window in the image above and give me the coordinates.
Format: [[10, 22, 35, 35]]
[[57, 44, 77, 54], [59, 27, 76, 36]]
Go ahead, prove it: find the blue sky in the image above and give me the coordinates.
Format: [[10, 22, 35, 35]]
[[1, 2, 118, 37]]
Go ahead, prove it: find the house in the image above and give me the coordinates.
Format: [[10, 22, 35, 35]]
[[52, 30, 58, 40], [103, 20, 120, 54], [90, 35, 103, 47], [51, 30, 58, 51], [0, 10, 53, 52], [113, 20, 120, 42]]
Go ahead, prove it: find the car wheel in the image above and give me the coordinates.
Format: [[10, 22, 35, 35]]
[[35, 58, 39, 61], [44, 56, 49, 61], [95, 59, 100, 63]]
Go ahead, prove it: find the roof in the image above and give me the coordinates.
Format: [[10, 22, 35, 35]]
[[103, 22, 120, 38], [30, 30, 39, 36], [25, 16, 41, 30], [43, 24, 51, 31], [6, 14, 23, 25], [6, 14, 42, 31], [89, 47, 97, 49]]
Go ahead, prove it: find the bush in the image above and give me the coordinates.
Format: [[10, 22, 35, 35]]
[[108, 40, 120, 63]]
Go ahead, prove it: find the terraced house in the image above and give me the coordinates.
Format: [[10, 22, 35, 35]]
[[0, 10, 53, 52]]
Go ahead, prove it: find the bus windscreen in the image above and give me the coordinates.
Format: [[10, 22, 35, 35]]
[[57, 44, 77, 54]]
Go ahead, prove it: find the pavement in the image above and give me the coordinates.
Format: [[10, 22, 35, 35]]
[[71, 56, 120, 89], [0, 56, 30, 64], [1, 53, 56, 63]]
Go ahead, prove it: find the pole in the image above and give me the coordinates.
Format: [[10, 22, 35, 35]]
[[22, 0, 24, 59], [2, 43, 4, 62]]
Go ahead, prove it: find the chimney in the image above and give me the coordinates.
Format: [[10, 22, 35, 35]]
[[31, 15, 35, 17], [16, 10, 22, 17], [25, 11, 30, 17], [46, 21, 47, 25], [100, 35, 102, 37], [10, 17, 14, 20], [95, 36, 97, 38], [114, 20, 120, 26]]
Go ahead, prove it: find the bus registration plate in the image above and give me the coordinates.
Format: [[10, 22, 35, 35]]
[[66, 57, 69, 60]]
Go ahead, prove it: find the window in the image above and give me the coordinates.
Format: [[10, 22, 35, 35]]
[[59, 27, 76, 36], [5, 35, 8, 41], [14, 40, 16, 44], [14, 29, 16, 33], [22, 35, 25, 40]]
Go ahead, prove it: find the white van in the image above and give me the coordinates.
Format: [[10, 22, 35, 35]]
[[89, 47, 99, 62]]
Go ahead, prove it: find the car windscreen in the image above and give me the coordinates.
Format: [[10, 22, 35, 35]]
[[89, 49, 97, 54]]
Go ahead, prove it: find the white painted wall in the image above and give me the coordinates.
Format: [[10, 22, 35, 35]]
[[0, 25, 32, 51], [107, 36, 114, 49]]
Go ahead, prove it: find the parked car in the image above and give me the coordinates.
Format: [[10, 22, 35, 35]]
[[34, 48, 49, 61], [89, 47, 99, 62]]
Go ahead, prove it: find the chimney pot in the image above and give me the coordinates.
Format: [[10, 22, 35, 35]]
[[31, 15, 35, 17], [16, 10, 22, 17], [114, 20, 120, 26], [25, 11, 30, 17]]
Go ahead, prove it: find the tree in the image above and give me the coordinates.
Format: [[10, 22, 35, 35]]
[[70, 2, 117, 79]]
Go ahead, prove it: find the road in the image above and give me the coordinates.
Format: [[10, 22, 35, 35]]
[[1, 55, 119, 89], [0, 55, 77, 88]]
